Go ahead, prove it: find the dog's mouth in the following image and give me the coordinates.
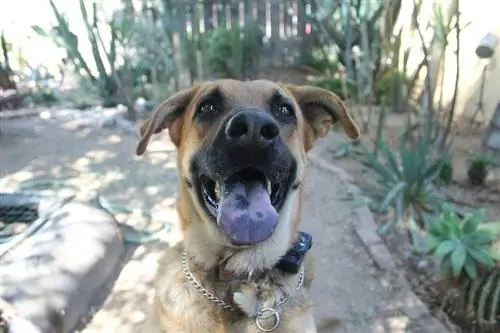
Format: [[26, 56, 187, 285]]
[[197, 168, 293, 246]]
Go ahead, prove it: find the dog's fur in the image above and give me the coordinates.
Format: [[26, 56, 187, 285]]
[[136, 79, 359, 333]]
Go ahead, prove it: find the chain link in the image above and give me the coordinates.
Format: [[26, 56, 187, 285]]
[[181, 250, 305, 312]]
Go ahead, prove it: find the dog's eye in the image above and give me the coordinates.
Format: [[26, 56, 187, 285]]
[[198, 103, 218, 114], [275, 104, 294, 118]]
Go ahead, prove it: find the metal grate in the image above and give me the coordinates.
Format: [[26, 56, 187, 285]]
[[0, 193, 42, 243]]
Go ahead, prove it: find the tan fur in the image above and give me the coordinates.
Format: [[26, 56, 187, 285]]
[[136, 79, 359, 333]]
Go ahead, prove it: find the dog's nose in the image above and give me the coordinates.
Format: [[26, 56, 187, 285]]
[[225, 109, 279, 149]]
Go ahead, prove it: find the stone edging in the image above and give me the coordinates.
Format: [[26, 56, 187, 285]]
[[308, 151, 450, 332]]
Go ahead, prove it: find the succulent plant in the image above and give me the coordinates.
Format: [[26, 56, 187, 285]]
[[426, 205, 496, 279]]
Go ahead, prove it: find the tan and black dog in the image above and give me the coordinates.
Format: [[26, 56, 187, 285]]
[[135, 79, 359, 333]]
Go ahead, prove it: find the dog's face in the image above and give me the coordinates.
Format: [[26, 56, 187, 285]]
[[136, 79, 359, 248]]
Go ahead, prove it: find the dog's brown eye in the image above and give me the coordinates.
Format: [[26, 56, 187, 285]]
[[276, 104, 294, 118], [199, 103, 217, 114]]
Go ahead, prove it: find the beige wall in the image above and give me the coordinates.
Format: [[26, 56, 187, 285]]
[[435, 0, 500, 122]]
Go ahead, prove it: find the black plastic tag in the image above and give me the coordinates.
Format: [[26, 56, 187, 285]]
[[276, 231, 313, 274]]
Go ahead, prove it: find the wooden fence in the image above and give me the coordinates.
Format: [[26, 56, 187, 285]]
[[162, 0, 316, 83]]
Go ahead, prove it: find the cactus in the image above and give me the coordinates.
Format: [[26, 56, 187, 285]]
[[32, 0, 119, 104], [443, 269, 500, 330]]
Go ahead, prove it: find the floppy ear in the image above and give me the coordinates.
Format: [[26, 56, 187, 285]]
[[286, 85, 360, 148], [135, 86, 199, 155]]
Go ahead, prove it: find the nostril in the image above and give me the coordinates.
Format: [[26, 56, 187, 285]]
[[261, 123, 279, 140], [226, 119, 248, 139]]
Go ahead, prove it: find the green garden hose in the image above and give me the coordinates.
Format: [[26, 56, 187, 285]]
[[2, 178, 172, 246]]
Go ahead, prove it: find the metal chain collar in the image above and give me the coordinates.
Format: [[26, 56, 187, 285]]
[[181, 250, 305, 313]]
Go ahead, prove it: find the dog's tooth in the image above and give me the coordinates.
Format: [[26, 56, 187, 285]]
[[215, 182, 220, 199], [267, 179, 272, 193]]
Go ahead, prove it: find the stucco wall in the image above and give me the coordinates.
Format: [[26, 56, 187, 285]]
[[436, 0, 500, 122]]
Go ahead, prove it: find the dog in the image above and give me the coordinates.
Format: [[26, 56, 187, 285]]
[[135, 79, 359, 332]]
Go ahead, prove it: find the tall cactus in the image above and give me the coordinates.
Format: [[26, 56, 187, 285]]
[[32, 0, 119, 103], [442, 269, 500, 330], [78, 0, 114, 96]]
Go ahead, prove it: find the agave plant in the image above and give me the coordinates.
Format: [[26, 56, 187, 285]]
[[358, 131, 448, 244], [426, 205, 496, 279]]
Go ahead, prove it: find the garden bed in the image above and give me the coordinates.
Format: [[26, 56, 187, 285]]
[[326, 108, 500, 333]]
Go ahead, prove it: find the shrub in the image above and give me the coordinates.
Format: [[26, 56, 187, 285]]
[[467, 154, 493, 186], [439, 156, 454, 185], [311, 77, 357, 101], [202, 25, 262, 79], [373, 70, 408, 109], [300, 47, 339, 74], [426, 205, 496, 279]]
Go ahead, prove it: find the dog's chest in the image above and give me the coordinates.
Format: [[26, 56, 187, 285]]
[[155, 257, 245, 331]]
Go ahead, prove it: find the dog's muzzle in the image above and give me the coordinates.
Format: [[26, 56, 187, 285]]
[[194, 108, 296, 246]]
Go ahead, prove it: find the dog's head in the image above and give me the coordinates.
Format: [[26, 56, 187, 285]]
[[136, 80, 359, 265]]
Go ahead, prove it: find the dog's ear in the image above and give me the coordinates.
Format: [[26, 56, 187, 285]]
[[286, 85, 360, 149], [135, 86, 199, 155]]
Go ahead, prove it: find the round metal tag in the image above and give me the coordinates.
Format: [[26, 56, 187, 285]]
[[255, 308, 280, 332]]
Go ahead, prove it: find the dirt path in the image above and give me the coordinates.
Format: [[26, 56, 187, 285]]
[[1, 113, 443, 332]]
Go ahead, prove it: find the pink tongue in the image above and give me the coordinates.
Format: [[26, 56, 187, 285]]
[[217, 178, 279, 245]]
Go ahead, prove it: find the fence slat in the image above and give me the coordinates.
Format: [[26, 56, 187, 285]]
[[203, 1, 214, 32], [217, 1, 227, 28], [190, 2, 202, 81], [284, 0, 293, 39], [230, 1, 239, 29], [297, 0, 307, 61], [270, 0, 280, 66], [163, 0, 309, 79], [243, 0, 254, 27]]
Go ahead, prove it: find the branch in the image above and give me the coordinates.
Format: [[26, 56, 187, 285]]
[[440, 0, 460, 151], [412, 0, 434, 118]]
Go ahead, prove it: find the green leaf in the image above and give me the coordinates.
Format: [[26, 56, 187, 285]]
[[434, 240, 456, 256], [399, 138, 416, 182], [463, 256, 478, 279], [428, 216, 450, 236], [378, 218, 396, 235], [361, 153, 396, 183], [477, 221, 500, 237], [449, 218, 464, 238], [425, 235, 441, 252], [379, 182, 406, 211], [394, 190, 405, 224], [450, 244, 467, 276], [423, 158, 446, 182], [32, 25, 49, 37], [379, 141, 401, 177], [466, 230, 494, 245], [462, 214, 481, 234], [466, 247, 495, 269]]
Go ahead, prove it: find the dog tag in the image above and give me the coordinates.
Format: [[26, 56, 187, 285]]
[[255, 308, 280, 332]]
